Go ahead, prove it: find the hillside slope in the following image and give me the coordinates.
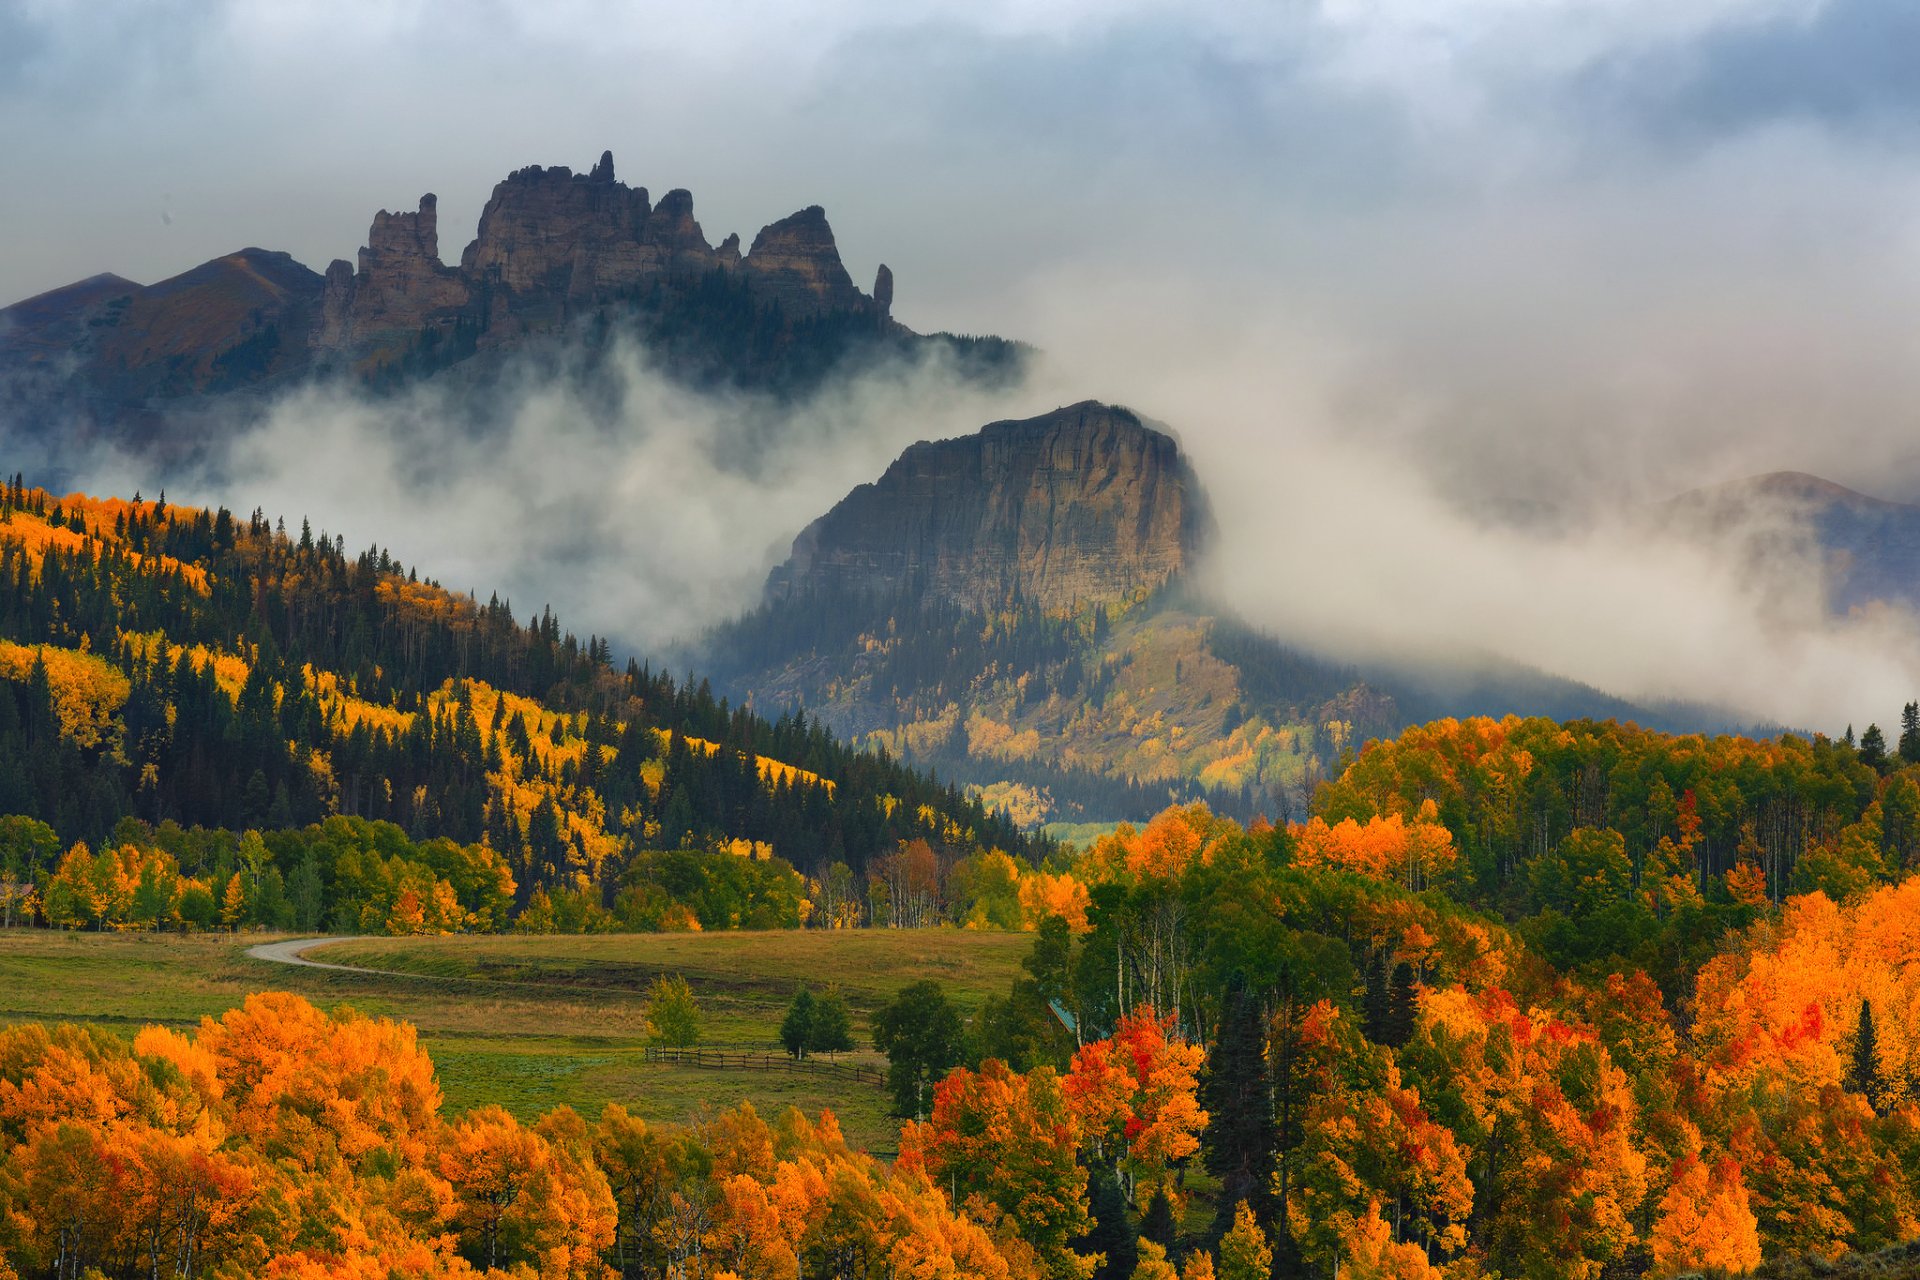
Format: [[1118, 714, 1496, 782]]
[[711, 403, 1753, 826], [0, 479, 1040, 927]]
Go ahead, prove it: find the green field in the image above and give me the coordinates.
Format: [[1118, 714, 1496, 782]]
[[0, 928, 1032, 1154]]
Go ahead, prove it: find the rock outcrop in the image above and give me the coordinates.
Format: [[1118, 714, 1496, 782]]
[[768, 401, 1209, 613], [458, 163, 669, 311], [738, 207, 866, 318], [318, 153, 888, 365], [319, 195, 468, 350]]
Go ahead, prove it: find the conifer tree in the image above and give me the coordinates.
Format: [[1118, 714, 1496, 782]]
[[1200, 974, 1276, 1238], [1860, 724, 1889, 772], [1850, 999, 1887, 1114], [1141, 1183, 1178, 1252], [780, 987, 817, 1059], [1082, 1165, 1138, 1280], [1384, 961, 1418, 1049], [1363, 951, 1391, 1045], [1901, 702, 1920, 764]]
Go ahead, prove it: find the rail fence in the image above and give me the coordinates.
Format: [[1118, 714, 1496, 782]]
[[642, 1046, 885, 1087]]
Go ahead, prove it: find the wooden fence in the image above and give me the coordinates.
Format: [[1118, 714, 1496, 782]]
[[642, 1046, 885, 1087]]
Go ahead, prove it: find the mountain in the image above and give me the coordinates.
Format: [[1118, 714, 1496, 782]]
[[711, 402, 1402, 824], [0, 151, 1024, 459], [711, 402, 1764, 826], [1663, 470, 1920, 615], [0, 478, 1041, 932]]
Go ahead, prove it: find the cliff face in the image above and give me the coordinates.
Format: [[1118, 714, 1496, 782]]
[[317, 195, 467, 351], [769, 401, 1209, 613], [738, 207, 866, 318]]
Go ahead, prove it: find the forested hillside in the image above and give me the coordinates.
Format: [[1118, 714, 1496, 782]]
[[0, 480, 1040, 933], [711, 580, 1388, 828]]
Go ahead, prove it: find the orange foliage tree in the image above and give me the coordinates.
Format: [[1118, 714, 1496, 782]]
[[1290, 803, 1458, 891], [1062, 1007, 1207, 1195], [1648, 1155, 1762, 1277], [898, 1059, 1093, 1280]]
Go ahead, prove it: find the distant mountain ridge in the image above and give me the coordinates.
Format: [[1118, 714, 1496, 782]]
[[1663, 470, 1920, 615], [317, 152, 888, 369], [0, 151, 1021, 458]]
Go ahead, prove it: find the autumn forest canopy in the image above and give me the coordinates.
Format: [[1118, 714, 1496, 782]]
[[11, 481, 1920, 1279]]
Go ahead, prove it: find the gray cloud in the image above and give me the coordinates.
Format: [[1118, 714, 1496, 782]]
[[1580, 0, 1920, 143]]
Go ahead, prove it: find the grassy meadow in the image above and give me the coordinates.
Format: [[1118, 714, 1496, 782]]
[[0, 927, 1033, 1154]]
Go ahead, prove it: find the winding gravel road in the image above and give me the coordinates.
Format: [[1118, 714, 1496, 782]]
[[244, 936, 383, 975]]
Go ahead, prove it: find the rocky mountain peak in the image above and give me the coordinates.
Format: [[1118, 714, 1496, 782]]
[[768, 400, 1209, 614]]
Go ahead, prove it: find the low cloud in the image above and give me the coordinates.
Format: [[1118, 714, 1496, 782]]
[[107, 340, 1033, 654], [1011, 245, 1920, 735]]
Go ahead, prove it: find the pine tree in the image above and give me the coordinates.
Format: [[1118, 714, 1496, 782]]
[[1362, 951, 1391, 1045], [1850, 999, 1888, 1114], [1200, 974, 1276, 1238], [242, 770, 271, 828], [661, 785, 695, 849], [1141, 1183, 1178, 1252], [1861, 724, 1889, 772], [1384, 961, 1418, 1049], [1082, 1166, 1138, 1280], [1902, 703, 1920, 764]]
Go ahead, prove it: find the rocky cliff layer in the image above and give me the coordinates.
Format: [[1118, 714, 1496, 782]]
[[768, 401, 1210, 614]]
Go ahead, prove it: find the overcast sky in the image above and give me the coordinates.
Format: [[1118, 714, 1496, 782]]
[[11, 0, 1920, 727]]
